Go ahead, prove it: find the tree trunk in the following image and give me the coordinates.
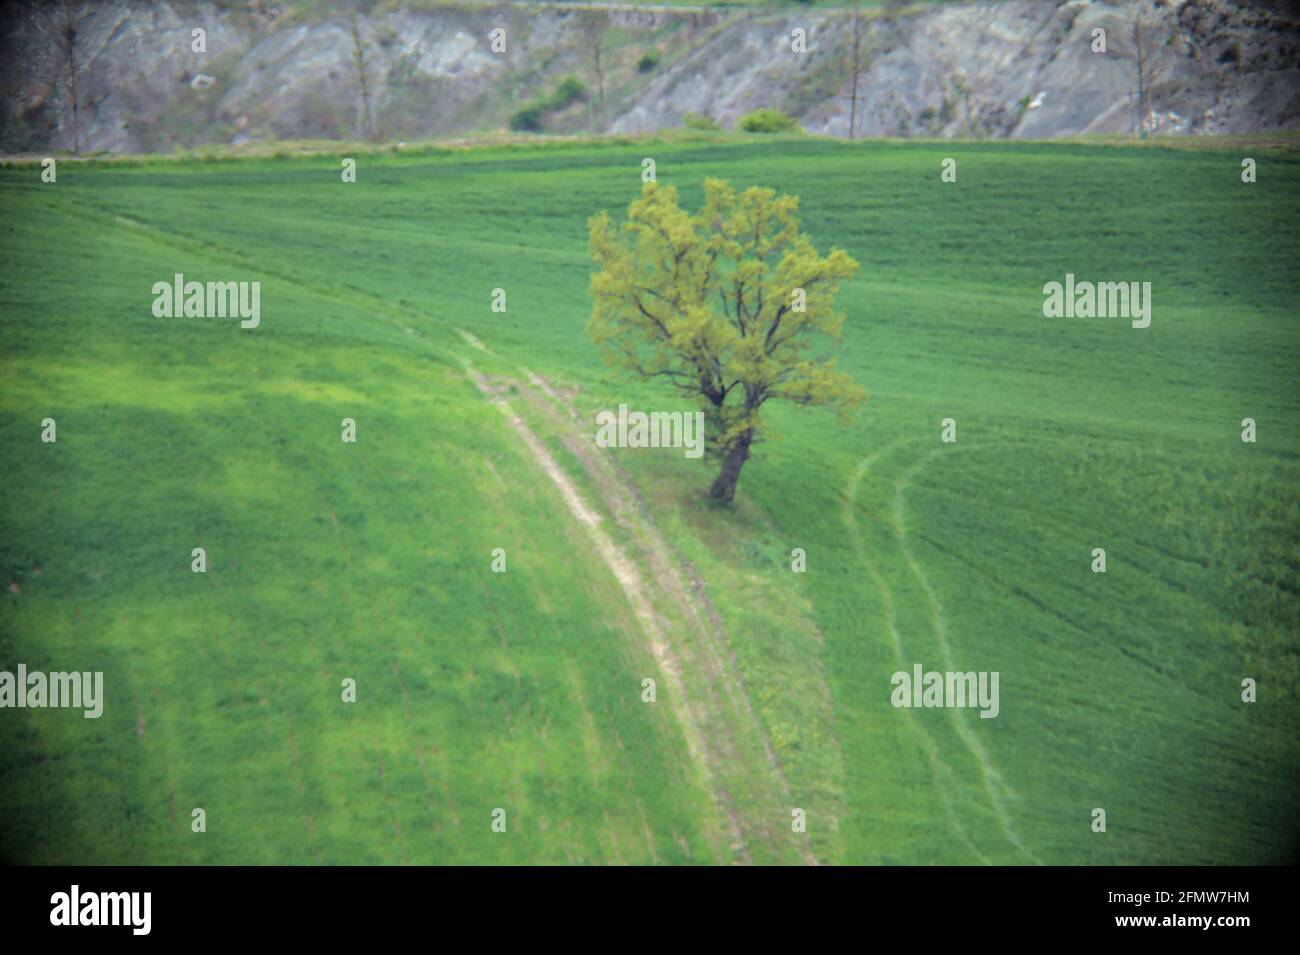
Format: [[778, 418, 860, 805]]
[[57, 4, 91, 156], [586, 7, 608, 133], [1133, 14, 1147, 138], [69, 55, 80, 155], [709, 430, 753, 504], [593, 44, 606, 130], [849, 7, 860, 140], [349, 13, 372, 140]]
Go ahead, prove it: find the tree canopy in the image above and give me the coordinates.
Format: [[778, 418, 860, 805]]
[[588, 178, 866, 502]]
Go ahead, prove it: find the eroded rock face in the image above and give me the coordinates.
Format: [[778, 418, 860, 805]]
[[1, 0, 1296, 154], [612, 0, 1300, 139]]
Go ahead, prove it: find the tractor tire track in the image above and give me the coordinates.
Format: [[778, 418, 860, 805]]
[[892, 453, 1040, 864], [842, 441, 992, 864]]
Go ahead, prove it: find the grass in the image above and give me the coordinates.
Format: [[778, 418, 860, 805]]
[[1, 133, 1296, 864]]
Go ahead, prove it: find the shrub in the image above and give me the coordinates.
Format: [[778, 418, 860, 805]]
[[637, 49, 661, 73], [681, 112, 721, 131], [509, 103, 545, 132], [737, 107, 801, 134], [547, 76, 588, 111], [509, 76, 589, 133]]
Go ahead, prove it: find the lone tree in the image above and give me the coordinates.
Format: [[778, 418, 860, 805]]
[[581, 6, 611, 131], [1131, 7, 1152, 137], [846, 0, 870, 140], [588, 179, 866, 504], [348, 10, 374, 140], [38, 1, 95, 155]]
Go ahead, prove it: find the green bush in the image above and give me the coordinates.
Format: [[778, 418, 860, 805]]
[[637, 49, 661, 73], [547, 76, 588, 111], [681, 112, 721, 131], [737, 107, 801, 134], [509, 103, 545, 132], [510, 76, 587, 132]]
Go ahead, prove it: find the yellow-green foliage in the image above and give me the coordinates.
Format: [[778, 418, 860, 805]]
[[588, 179, 866, 498]]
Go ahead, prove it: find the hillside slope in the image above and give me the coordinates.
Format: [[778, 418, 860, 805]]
[[2, 0, 1298, 154], [2, 138, 1296, 863]]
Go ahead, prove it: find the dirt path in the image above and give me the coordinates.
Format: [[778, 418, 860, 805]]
[[463, 352, 816, 864], [462, 358, 752, 860], [518, 367, 817, 858]]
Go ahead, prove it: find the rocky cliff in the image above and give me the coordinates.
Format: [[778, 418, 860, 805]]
[[2, 0, 1297, 154]]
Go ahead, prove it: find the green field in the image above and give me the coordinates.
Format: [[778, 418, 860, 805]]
[[1, 134, 1297, 864]]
